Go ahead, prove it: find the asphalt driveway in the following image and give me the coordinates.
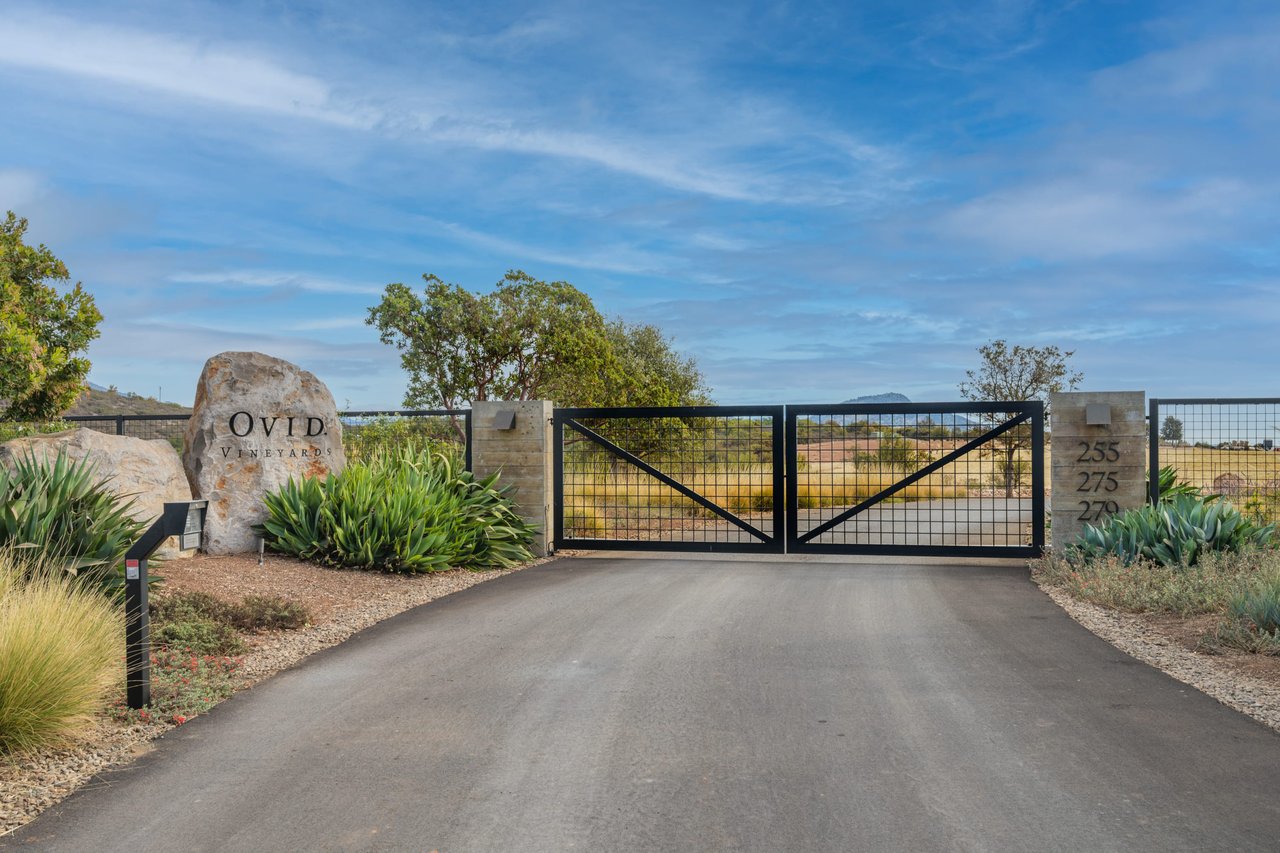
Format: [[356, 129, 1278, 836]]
[[8, 556, 1280, 852]]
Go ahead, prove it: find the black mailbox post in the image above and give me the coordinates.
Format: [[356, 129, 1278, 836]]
[[125, 500, 207, 709]]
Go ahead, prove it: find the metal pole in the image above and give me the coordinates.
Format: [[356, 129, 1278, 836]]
[[1148, 399, 1161, 505], [124, 557, 151, 709]]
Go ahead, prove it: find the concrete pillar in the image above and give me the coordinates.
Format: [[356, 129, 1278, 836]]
[[1047, 391, 1146, 550], [470, 400, 554, 557]]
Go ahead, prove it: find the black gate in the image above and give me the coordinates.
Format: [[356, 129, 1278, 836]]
[[786, 402, 1044, 557], [552, 402, 1044, 557], [553, 406, 784, 553]]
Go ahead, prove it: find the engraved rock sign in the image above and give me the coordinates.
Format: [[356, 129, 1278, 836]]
[[183, 351, 345, 554]]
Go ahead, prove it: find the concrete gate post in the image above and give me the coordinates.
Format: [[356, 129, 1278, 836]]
[[470, 400, 555, 557], [1047, 391, 1146, 551]]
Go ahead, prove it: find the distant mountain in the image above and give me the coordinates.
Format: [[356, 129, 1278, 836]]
[[832, 392, 984, 430], [87, 381, 109, 392], [841, 392, 911, 404]]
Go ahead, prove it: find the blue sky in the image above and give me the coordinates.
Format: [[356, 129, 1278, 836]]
[[2, 0, 1277, 407]]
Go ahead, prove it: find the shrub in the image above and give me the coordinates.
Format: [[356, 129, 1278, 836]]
[[1071, 494, 1275, 567], [1227, 571, 1280, 637], [343, 415, 462, 465], [150, 592, 245, 656], [0, 554, 122, 753], [0, 450, 147, 590], [1035, 550, 1252, 615], [150, 591, 311, 653], [1148, 465, 1206, 502], [231, 595, 310, 631], [260, 446, 537, 573], [0, 420, 71, 443]]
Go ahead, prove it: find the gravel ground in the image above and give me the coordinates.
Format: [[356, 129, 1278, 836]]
[[0, 551, 566, 837]]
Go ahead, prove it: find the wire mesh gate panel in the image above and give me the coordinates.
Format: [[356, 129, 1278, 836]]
[[1150, 398, 1280, 524], [553, 406, 785, 552], [785, 402, 1045, 557]]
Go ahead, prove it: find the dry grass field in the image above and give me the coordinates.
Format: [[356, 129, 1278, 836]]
[[561, 440, 1042, 540]]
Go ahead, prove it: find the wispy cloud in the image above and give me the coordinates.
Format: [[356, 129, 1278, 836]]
[[2, 10, 374, 127], [170, 270, 384, 295]]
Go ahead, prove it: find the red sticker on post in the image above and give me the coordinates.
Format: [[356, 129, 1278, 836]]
[[126, 559, 140, 581]]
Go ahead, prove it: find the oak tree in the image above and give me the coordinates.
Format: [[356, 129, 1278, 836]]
[[368, 272, 708, 443], [0, 212, 103, 420]]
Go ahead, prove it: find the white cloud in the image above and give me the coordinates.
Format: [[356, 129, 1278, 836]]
[[1, 10, 373, 127], [0, 9, 902, 206], [170, 270, 384, 295], [941, 175, 1254, 261]]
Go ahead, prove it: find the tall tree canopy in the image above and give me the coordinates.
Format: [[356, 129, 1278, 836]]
[[0, 212, 103, 420], [368, 271, 708, 410]]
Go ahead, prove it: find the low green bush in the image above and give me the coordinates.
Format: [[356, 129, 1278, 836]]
[[150, 591, 311, 655], [230, 595, 311, 631], [1071, 494, 1274, 568], [1205, 568, 1280, 654], [0, 554, 122, 753], [150, 592, 245, 656], [0, 450, 147, 590], [259, 446, 537, 573]]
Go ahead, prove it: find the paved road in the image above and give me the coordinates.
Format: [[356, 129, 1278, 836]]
[[9, 557, 1280, 852]]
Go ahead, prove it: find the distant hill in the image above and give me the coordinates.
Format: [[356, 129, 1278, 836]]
[[834, 392, 984, 429], [66, 387, 191, 417], [841, 392, 911, 404]]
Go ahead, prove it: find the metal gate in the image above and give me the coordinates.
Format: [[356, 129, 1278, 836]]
[[786, 402, 1044, 557], [553, 402, 1044, 557], [553, 406, 784, 553]]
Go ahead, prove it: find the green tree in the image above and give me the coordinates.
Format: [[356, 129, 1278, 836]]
[[368, 271, 709, 440], [1160, 415, 1184, 445], [958, 339, 1083, 497], [550, 319, 710, 408], [0, 212, 102, 420]]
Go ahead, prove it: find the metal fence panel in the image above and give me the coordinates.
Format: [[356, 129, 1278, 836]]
[[554, 405, 785, 553], [1150, 398, 1280, 523], [786, 402, 1045, 557]]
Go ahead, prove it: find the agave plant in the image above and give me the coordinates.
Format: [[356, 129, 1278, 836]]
[[0, 450, 147, 589], [1072, 493, 1275, 568], [258, 444, 537, 573]]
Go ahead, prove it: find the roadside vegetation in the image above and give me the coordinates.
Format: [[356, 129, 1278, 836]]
[[1035, 469, 1280, 656], [0, 450, 316, 752], [260, 445, 536, 572], [0, 552, 121, 753]]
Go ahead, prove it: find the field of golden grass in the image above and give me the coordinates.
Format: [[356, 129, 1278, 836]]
[[559, 449, 1041, 538]]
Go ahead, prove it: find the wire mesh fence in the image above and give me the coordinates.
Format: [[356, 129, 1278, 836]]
[[1150, 399, 1280, 523], [338, 410, 471, 468], [2, 410, 471, 468], [554, 406, 784, 551], [787, 403, 1044, 555]]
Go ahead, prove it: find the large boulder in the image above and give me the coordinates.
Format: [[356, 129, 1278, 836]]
[[183, 351, 345, 554], [0, 428, 195, 559]]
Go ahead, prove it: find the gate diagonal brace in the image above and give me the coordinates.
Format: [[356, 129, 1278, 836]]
[[564, 419, 770, 543], [798, 410, 1034, 544]]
